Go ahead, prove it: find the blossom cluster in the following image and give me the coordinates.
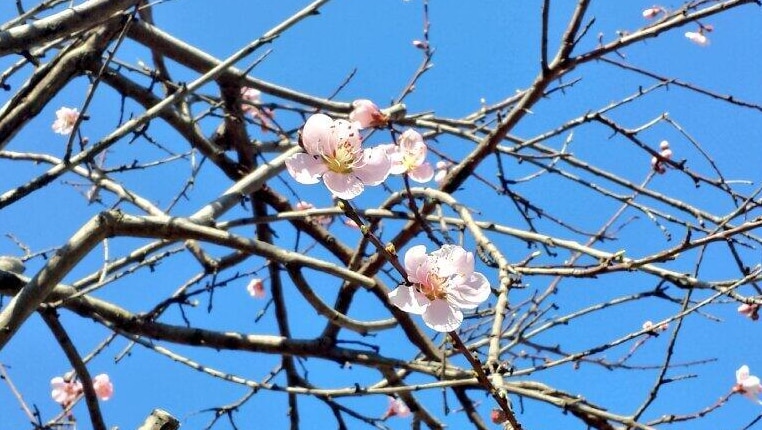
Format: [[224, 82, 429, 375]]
[[285, 102, 442, 200], [51, 373, 113, 408]]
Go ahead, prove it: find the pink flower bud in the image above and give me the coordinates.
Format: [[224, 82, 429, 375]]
[[247, 278, 266, 298], [349, 99, 388, 129], [685, 31, 709, 46], [93, 374, 114, 401], [642, 7, 664, 19]]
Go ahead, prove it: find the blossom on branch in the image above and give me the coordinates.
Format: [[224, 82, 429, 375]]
[[51, 376, 83, 407], [247, 278, 266, 298], [651, 140, 673, 174], [685, 31, 709, 46], [52, 107, 80, 135], [734, 365, 762, 404], [385, 129, 434, 183], [388, 244, 491, 332], [738, 303, 760, 321], [434, 160, 452, 186], [642, 320, 669, 333], [381, 396, 411, 419], [349, 99, 388, 129], [285, 113, 391, 200], [642, 6, 665, 19], [240, 87, 274, 131], [93, 373, 114, 401]]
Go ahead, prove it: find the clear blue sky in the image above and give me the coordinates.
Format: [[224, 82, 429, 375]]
[[1, 1, 761, 429]]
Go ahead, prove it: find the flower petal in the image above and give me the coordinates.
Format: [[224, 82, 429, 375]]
[[404, 245, 428, 284], [355, 146, 391, 186], [409, 162, 434, 183], [301, 113, 334, 154], [388, 286, 430, 314], [323, 171, 364, 199], [449, 272, 491, 309], [738, 365, 751, 383], [422, 300, 463, 332], [434, 245, 472, 278], [286, 153, 327, 184]]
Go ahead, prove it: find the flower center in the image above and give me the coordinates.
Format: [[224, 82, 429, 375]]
[[324, 140, 359, 174], [417, 273, 448, 301]]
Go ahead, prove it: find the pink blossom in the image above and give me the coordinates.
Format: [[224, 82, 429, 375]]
[[734, 365, 762, 404], [92, 374, 113, 401], [240, 87, 274, 131], [385, 129, 434, 183], [651, 140, 673, 174], [685, 31, 709, 46], [285, 113, 391, 200], [642, 7, 665, 19], [240, 87, 262, 112], [295, 201, 332, 226], [247, 278, 266, 298], [51, 376, 83, 407], [52, 107, 80, 135], [738, 303, 759, 321], [349, 99, 388, 129], [491, 408, 509, 424], [382, 396, 411, 419], [388, 244, 491, 332], [434, 160, 452, 185]]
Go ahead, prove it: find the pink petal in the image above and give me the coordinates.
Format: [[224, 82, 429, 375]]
[[404, 245, 428, 284], [409, 162, 434, 183], [93, 374, 114, 401], [388, 286, 429, 315], [385, 145, 408, 175], [331, 119, 362, 153], [434, 245, 472, 278], [743, 375, 762, 391], [286, 153, 327, 184], [323, 171, 364, 200], [399, 129, 427, 166], [738, 365, 751, 384], [422, 300, 463, 332], [448, 272, 491, 309], [354, 146, 391, 186], [301, 114, 334, 155]]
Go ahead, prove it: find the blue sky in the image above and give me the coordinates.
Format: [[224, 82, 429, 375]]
[[1, 1, 762, 429]]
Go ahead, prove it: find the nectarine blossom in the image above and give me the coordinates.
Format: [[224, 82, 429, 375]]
[[247, 278, 266, 298], [642, 6, 665, 19], [738, 303, 759, 321], [385, 129, 434, 183], [51, 376, 82, 407], [651, 140, 672, 174], [685, 31, 709, 46], [349, 99, 388, 129], [286, 114, 391, 200], [388, 245, 491, 332], [52, 107, 79, 135], [240, 87, 274, 131], [434, 160, 452, 185], [93, 373, 113, 401], [382, 396, 411, 419], [734, 365, 762, 404]]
